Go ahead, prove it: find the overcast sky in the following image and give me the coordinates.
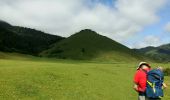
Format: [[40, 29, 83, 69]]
[[0, 0, 170, 48]]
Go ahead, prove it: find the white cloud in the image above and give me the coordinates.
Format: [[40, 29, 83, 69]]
[[134, 35, 161, 48], [144, 35, 161, 45], [164, 22, 170, 33], [0, 0, 167, 47]]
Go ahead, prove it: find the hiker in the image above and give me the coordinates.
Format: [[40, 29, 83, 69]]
[[146, 66, 167, 100], [133, 62, 151, 100]]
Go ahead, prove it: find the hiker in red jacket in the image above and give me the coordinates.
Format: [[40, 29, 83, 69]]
[[133, 62, 151, 100]]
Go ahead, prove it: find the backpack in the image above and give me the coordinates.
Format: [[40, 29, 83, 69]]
[[146, 69, 164, 99]]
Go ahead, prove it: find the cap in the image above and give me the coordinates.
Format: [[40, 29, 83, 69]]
[[137, 62, 151, 70]]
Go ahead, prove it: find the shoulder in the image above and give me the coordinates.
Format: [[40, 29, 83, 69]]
[[136, 70, 145, 74], [135, 70, 147, 77], [135, 70, 142, 76]]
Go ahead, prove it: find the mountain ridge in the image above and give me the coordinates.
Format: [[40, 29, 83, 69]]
[[135, 44, 170, 62]]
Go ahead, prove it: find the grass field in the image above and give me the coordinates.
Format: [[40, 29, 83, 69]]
[[0, 58, 169, 100]]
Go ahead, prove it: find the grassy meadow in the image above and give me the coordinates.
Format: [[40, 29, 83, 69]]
[[0, 57, 169, 100]]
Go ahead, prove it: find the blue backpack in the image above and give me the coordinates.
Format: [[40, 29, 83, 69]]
[[146, 69, 164, 99]]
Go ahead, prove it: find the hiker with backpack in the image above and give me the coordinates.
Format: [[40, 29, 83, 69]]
[[146, 66, 167, 100], [133, 62, 151, 100]]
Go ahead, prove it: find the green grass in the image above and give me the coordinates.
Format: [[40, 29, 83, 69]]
[[0, 58, 169, 100]]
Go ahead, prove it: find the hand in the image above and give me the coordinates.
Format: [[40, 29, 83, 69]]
[[133, 84, 138, 92]]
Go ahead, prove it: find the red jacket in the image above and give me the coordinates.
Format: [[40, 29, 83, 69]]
[[134, 69, 149, 92]]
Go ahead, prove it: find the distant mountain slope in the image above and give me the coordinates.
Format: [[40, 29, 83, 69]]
[[135, 44, 170, 62], [41, 29, 145, 62], [0, 20, 64, 55]]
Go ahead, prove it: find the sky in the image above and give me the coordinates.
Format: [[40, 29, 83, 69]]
[[0, 0, 170, 48]]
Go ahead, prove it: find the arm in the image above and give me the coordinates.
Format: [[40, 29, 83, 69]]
[[137, 79, 146, 92], [162, 73, 167, 89], [133, 71, 146, 92], [133, 72, 139, 92], [133, 82, 146, 92]]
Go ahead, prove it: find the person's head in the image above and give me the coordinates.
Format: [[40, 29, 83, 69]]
[[137, 62, 151, 71], [157, 66, 163, 72]]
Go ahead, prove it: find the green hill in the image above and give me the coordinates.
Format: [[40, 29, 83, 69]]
[[0, 20, 64, 55], [0, 20, 149, 62], [135, 44, 170, 62], [41, 29, 145, 62]]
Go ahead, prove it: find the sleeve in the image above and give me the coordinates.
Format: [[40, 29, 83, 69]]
[[134, 72, 139, 84]]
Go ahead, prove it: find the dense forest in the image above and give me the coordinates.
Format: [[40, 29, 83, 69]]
[[0, 20, 64, 55]]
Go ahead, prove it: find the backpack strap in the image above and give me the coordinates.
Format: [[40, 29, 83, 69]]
[[147, 81, 156, 93]]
